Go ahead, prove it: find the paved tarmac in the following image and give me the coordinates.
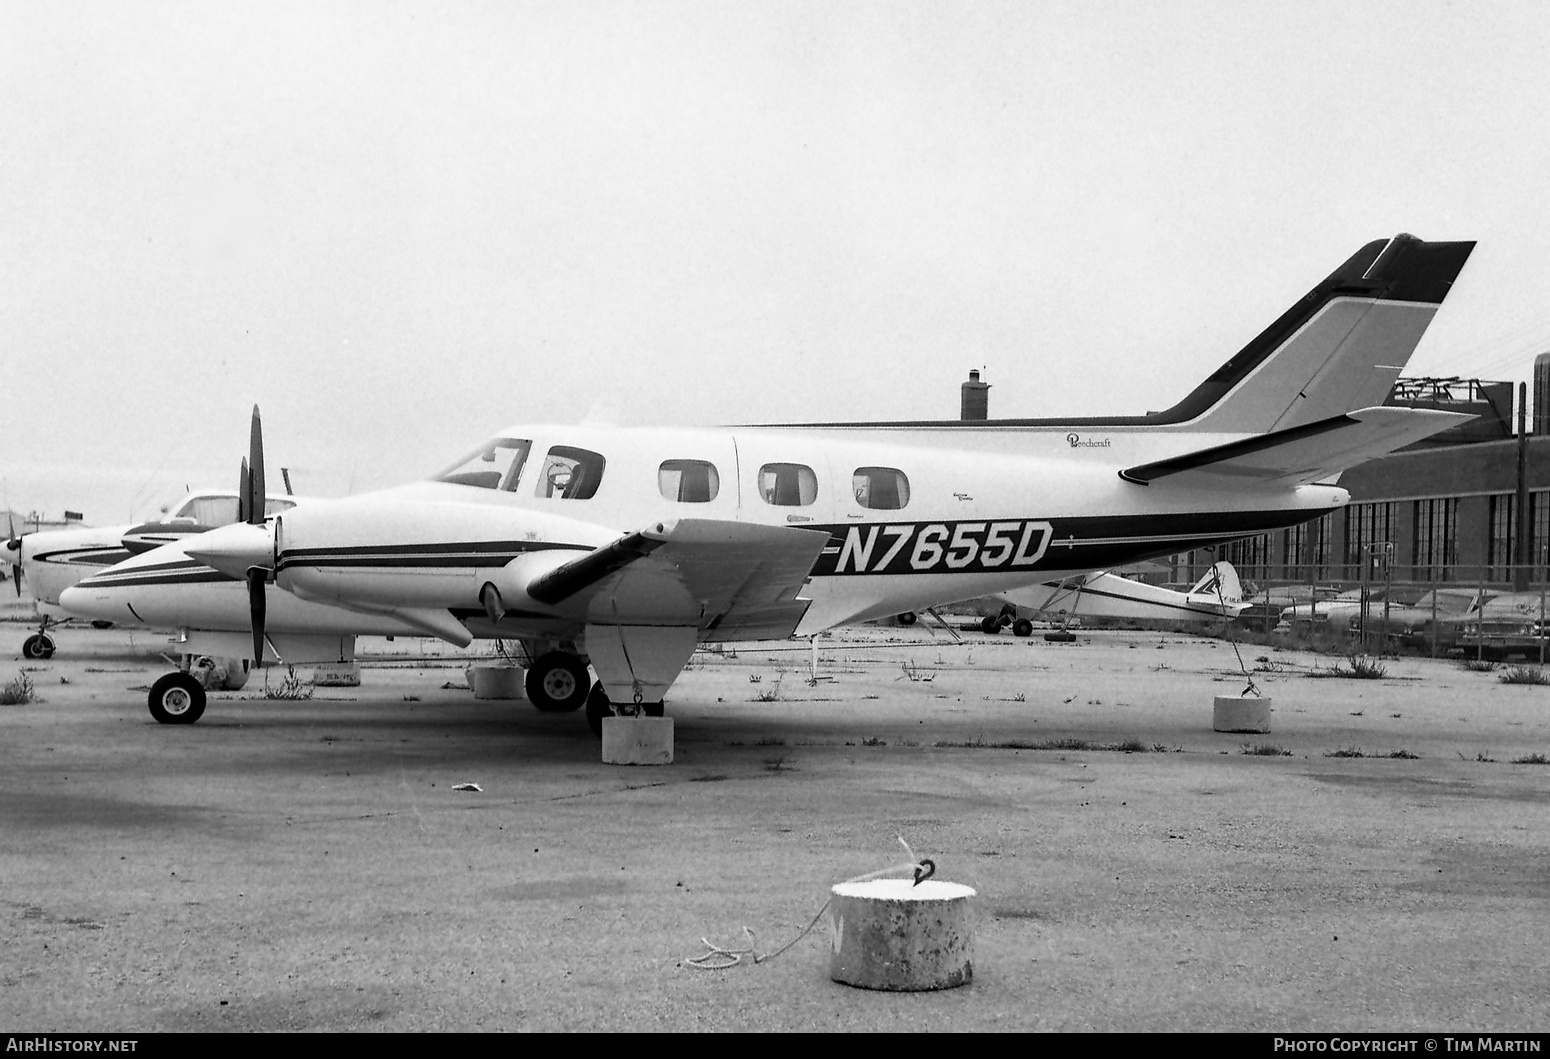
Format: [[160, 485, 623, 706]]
[[1, 622, 1548, 1032]]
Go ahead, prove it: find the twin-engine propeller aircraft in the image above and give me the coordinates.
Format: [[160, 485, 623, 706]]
[[9, 489, 300, 659], [62, 234, 1476, 730]]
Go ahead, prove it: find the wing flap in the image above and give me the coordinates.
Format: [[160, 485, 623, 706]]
[[1120, 407, 1475, 487]]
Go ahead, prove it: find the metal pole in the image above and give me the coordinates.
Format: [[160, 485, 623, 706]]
[[1430, 566, 1439, 658], [1516, 382, 1531, 592]]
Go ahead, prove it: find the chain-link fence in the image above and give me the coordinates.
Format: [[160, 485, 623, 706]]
[[1226, 560, 1550, 661]]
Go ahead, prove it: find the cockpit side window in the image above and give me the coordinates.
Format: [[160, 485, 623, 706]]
[[536, 446, 606, 500], [659, 460, 720, 503], [433, 439, 532, 491], [185, 496, 241, 527], [758, 463, 817, 507], [852, 467, 910, 510]]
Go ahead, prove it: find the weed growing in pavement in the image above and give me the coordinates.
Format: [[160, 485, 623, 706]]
[[1240, 743, 1292, 756], [0, 671, 34, 705], [264, 667, 314, 701], [1499, 665, 1550, 686]]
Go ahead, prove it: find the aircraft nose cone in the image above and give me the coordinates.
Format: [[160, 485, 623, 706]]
[[184, 522, 275, 579], [58, 584, 110, 622]]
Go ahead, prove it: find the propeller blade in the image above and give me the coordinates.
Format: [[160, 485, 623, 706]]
[[238, 458, 251, 525], [10, 564, 19, 597], [247, 567, 267, 666], [248, 406, 265, 526]]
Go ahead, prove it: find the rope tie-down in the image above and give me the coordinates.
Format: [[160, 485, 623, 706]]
[[686, 837, 936, 970]]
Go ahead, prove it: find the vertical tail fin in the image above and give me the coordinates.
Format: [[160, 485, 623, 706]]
[[1188, 561, 1242, 604], [1155, 235, 1475, 433]]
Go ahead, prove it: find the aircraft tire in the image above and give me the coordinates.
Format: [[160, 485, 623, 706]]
[[90, 620, 114, 630], [148, 673, 206, 725], [585, 682, 612, 737], [525, 652, 590, 712], [980, 615, 1001, 635], [22, 634, 54, 660], [1012, 619, 1034, 637], [896, 612, 917, 626]]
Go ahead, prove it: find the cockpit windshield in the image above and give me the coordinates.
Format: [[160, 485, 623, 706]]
[[433, 438, 533, 491], [162, 493, 297, 526]]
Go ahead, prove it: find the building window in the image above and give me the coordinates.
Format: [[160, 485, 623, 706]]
[[852, 467, 910, 510], [658, 460, 720, 503], [758, 463, 817, 507], [1282, 523, 1306, 577], [1311, 511, 1333, 578], [1224, 534, 1272, 579], [1533, 491, 1550, 576], [1489, 494, 1515, 582], [1413, 498, 1457, 581], [1344, 502, 1394, 571]]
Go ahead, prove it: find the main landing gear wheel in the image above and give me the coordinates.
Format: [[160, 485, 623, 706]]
[[148, 672, 206, 725], [980, 615, 1002, 635], [1012, 618, 1034, 638], [896, 612, 917, 626], [525, 652, 590, 712], [22, 633, 55, 660]]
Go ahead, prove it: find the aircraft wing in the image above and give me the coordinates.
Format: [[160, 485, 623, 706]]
[[1119, 407, 1475, 487], [528, 518, 832, 636]]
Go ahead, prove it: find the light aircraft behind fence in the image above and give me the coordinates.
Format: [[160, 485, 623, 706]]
[[978, 561, 1246, 637], [61, 234, 1476, 730]]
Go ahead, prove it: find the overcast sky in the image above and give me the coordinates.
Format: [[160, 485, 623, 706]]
[[4, 0, 1550, 523]]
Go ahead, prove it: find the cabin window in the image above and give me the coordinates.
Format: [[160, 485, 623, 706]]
[[536, 446, 607, 500], [659, 460, 720, 503], [758, 463, 817, 507], [852, 467, 910, 510], [434, 438, 532, 491]]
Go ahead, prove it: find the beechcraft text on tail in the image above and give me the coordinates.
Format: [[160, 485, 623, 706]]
[[60, 234, 1476, 729]]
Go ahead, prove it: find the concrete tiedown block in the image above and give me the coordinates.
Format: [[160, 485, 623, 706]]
[[1213, 695, 1272, 733], [829, 879, 976, 991], [601, 716, 674, 765]]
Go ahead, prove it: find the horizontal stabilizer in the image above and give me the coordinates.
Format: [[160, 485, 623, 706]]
[[1120, 407, 1475, 486]]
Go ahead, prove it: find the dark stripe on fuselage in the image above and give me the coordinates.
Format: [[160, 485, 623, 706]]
[[35, 547, 132, 567], [1034, 581, 1222, 616], [274, 540, 590, 575], [809, 507, 1331, 576]]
